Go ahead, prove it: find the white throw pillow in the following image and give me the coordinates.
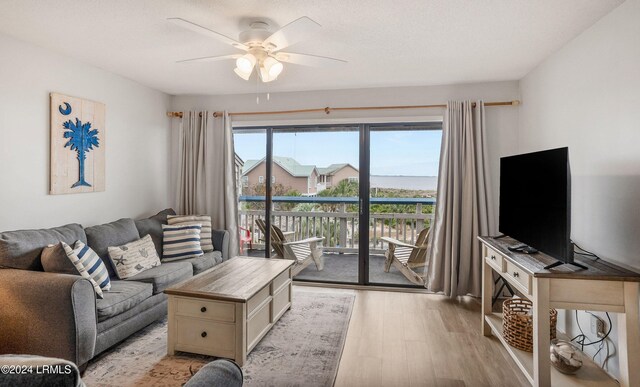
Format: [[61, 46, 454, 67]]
[[107, 234, 161, 279], [61, 240, 111, 299]]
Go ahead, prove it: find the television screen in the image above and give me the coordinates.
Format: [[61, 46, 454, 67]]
[[499, 147, 573, 263]]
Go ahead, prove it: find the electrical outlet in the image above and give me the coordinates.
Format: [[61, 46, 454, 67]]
[[590, 314, 606, 337]]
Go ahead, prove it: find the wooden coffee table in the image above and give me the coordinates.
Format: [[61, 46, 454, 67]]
[[165, 256, 294, 366]]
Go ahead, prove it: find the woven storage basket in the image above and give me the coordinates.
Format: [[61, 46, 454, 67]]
[[503, 298, 557, 352]]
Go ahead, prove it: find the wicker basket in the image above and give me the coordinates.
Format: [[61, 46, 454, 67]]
[[503, 298, 557, 352]]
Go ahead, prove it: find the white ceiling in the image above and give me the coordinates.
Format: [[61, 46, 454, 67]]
[[0, 0, 624, 96]]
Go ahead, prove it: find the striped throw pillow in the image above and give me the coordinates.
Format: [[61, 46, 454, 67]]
[[61, 241, 111, 299], [162, 224, 204, 261], [107, 234, 161, 279], [167, 215, 213, 252]]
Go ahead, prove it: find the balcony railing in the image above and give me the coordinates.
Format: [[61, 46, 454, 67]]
[[238, 196, 435, 254]]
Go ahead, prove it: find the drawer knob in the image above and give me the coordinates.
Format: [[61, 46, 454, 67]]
[[201, 331, 207, 338], [200, 306, 207, 313], [513, 272, 520, 278], [491, 255, 496, 260]]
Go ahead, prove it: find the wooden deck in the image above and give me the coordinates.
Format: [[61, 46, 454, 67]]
[[246, 250, 417, 286]]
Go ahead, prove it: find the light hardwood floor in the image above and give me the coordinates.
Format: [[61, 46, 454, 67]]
[[332, 288, 530, 387]]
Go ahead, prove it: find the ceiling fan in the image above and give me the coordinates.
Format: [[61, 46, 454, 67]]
[[168, 16, 347, 83]]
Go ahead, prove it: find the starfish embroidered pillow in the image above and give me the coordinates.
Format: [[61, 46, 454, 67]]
[[107, 234, 161, 279]]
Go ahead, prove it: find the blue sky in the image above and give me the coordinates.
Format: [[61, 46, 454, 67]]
[[234, 129, 442, 176]]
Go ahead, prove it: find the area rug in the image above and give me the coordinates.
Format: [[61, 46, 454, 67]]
[[83, 287, 355, 387]]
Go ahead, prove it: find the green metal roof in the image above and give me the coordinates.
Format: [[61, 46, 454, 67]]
[[242, 159, 261, 174], [317, 163, 351, 175], [242, 156, 317, 177], [273, 156, 316, 177]]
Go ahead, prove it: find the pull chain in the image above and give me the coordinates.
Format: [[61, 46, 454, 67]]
[[255, 71, 260, 104]]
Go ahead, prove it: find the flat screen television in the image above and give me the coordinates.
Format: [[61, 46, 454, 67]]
[[499, 147, 577, 268]]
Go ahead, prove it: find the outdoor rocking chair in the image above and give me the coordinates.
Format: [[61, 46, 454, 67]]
[[380, 227, 431, 285], [255, 219, 325, 276]]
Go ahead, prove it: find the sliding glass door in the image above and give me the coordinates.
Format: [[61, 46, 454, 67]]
[[233, 122, 441, 287], [367, 124, 441, 287], [271, 126, 360, 284]]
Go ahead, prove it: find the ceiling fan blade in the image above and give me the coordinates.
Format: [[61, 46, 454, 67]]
[[168, 17, 248, 50], [176, 54, 240, 64], [275, 52, 347, 67], [263, 17, 321, 51]]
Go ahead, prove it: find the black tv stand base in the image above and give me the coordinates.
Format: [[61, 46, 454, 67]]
[[544, 260, 588, 270]]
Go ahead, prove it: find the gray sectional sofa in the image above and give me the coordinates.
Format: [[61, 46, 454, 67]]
[[0, 209, 229, 368]]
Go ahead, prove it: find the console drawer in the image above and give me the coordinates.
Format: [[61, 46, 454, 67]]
[[505, 260, 532, 295], [485, 248, 503, 272], [175, 297, 235, 322]]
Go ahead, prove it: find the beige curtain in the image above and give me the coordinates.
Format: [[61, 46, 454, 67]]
[[176, 111, 239, 257], [425, 101, 491, 297]]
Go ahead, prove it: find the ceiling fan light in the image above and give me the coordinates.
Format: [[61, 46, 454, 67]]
[[258, 66, 274, 82], [236, 54, 256, 73], [234, 67, 251, 81], [263, 57, 283, 78]]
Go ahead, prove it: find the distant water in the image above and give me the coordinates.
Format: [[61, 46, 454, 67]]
[[370, 175, 438, 191]]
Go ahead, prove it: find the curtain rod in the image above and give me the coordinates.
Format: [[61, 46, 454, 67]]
[[166, 100, 520, 119]]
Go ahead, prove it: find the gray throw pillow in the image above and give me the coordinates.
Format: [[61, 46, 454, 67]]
[[41, 243, 78, 275], [134, 208, 176, 257]]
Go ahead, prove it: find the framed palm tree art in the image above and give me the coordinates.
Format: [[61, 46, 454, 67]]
[[50, 93, 105, 194]]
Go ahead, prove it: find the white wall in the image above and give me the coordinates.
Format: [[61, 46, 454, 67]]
[[171, 81, 521, 232], [519, 0, 639, 378], [0, 33, 172, 231]]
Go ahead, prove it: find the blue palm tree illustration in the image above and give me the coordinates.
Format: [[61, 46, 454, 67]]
[[63, 118, 100, 188]]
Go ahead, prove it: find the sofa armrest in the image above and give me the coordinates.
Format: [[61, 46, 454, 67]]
[[0, 269, 97, 367], [211, 230, 230, 260]]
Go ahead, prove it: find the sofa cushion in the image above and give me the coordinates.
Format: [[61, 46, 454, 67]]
[[85, 218, 140, 278], [180, 251, 221, 275], [125, 261, 192, 294], [41, 243, 78, 275], [0, 223, 86, 271], [107, 235, 161, 279], [96, 280, 152, 322], [134, 208, 176, 257]]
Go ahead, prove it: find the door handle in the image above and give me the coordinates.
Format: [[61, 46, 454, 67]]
[[360, 198, 363, 215]]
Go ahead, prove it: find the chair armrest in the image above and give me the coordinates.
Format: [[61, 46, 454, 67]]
[[282, 237, 325, 246], [211, 229, 230, 260], [282, 231, 295, 237], [0, 269, 97, 367], [185, 359, 243, 387], [380, 237, 428, 250]]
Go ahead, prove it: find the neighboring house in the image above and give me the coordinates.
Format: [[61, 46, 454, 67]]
[[242, 157, 359, 195], [242, 156, 319, 195], [317, 163, 359, 191]]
